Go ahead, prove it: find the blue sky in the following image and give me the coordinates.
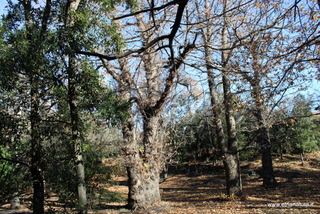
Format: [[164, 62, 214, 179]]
[[0, 0, 8, 15]]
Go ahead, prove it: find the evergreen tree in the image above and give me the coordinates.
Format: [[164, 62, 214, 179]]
[[0, 1, 130, 213], [290, 95, 320, 156]]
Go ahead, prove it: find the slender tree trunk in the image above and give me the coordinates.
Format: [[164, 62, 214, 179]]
[[66, 1, 87, 212], [204, 31, 229, 195], [115, 58, 142, 209], [300, 150, 305, 166], [23, 0, 45, 212], [122, 117, 140, 209], [249, 40, 278, 188], [278, 135, 283, 161], [254, 107, 278, 187], [199, 0, 242, 196], [221, 0, 242, 196], [118, 85, 143, 209], [67, 34, 88, 214], [30, 76, 45, 214], [222, 73, 242, 195], [68, 67, 87, 212], [250, 78, 277, 188], [222, 69, 242, 196]]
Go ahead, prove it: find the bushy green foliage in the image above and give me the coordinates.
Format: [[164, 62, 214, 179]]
[[270, 95, 320, 155], [285, 96, 319, 153], [0, 146, 31, 202], [270, 117, 296, 155], [167, 108, 218, 163], [0, 0, 130, 210], [44, 132, 124, 207], [0, 147, 18, 200], [238, 139, 257, 161]]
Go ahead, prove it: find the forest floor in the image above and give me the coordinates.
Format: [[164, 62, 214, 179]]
[[1, 152, 319, 213]]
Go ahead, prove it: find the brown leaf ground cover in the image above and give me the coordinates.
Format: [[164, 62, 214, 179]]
[[1, 152, 319, 213], [98, 152, 320, 214]]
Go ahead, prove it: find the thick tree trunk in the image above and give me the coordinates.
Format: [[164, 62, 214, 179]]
[[125, 112, 162, 210], [115, 58, 150, 210], [127, 163, 161, 210], [223, 153, 241, 195], [110, 5, 192, 208], [261, 146, 277, 187], [124, 132, 161, 211], [115, 57, 156, 210], [123, 13, 163, 209]]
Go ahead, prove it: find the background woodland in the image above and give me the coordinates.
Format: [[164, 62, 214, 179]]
[[0, 0, 319, 213]]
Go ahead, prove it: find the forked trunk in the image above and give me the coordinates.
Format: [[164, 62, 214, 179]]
[[206, 47, 242, 196], [111, 3, 192, 207]]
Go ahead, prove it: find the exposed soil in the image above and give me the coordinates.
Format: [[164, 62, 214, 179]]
[[1, 152, 319, 213]]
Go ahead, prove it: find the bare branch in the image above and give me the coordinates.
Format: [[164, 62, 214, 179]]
[[113, 0, 186, 20], [78, 1, 189, 62], [276, 34, 320, 58], [77, 34, 169, 60], [0, 155, 30, 169], [153, 34, 197, 111]]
